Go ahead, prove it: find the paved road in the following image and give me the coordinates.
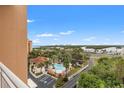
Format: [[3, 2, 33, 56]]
[[28, 73, 56, 88], [62, 57, 94, 88], [28, 57, 94, 88]]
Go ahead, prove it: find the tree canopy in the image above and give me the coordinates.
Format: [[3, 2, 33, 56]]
[[78, 73, 105, 88], [78, 57, 124, 88]]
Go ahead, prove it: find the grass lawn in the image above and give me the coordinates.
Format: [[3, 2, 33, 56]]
[[67, 67, 81, 77], [67, 61, 88, 77]]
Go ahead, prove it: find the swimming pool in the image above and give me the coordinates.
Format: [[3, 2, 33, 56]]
[[54, 63, 66, 74]]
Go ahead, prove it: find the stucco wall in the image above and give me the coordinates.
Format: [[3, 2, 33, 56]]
[[0, 6, 27, 83]]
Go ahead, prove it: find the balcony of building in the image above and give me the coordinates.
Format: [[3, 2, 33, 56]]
[[0, 62, 29, 88]]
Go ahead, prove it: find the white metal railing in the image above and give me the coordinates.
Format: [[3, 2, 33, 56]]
[[0, 62, 29, 88]]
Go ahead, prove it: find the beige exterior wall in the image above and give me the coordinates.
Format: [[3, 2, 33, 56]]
[[0, 6, 27, 83]]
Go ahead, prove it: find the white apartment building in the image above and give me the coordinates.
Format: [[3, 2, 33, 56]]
[[81, 47, 95, 53]]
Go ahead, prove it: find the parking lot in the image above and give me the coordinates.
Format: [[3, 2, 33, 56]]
[[28, 73, 56, 88]]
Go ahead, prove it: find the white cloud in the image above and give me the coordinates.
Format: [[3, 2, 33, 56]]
[[105, 38, 110, 41], [36, 33, 60, 38], [70, 43, 81, 45], [36, 30, 75, 38], [27, 19, 34, 23], [103, 42, 109, 45], [32, 39, 41, 44], [113, 42, 122, 45], [121, 31, 124, 33], [59, 30, 75, 35], [36, 33, 55, 37], [54, 38, 58, 41], [83, 36, 96, 41]]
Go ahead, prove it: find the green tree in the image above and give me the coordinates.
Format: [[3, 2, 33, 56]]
[[55, 77, 68, 88], [63, 55, 69, 69], [97, 57, 110, 65], [78, 73, 105, 88], [89, 57, 123, 88], [115, 58, 124, 84], [51, 55, 58, 63], [72, 48, 83, 60], [28, 49, 43, 58], [63, 52, 72, 75], [82, 53, 89, 64]]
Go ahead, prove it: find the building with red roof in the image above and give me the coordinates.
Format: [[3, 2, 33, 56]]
[[31, 57, 49, 64]]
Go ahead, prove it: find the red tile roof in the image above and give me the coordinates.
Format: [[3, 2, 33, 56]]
[[31, 57, 48, 63]]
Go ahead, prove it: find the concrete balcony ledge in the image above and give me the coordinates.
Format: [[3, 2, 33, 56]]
[[0, 62, 29, 88]]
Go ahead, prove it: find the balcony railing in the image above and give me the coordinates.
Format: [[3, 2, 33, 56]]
[[0, 62, 29, 88]]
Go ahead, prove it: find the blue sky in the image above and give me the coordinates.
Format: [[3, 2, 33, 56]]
[[28, 5, 124, 46]]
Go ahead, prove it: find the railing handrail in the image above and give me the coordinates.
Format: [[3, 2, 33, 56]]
[[0, 62, 29, 88]]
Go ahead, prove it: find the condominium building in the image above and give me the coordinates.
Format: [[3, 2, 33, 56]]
[[0, 6, 28, 88], [28, 40, 32, 53]]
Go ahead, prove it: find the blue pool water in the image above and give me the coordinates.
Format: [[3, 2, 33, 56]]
[[54, 63, 66, 74]]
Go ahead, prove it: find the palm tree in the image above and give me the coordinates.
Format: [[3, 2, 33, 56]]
[[63, 52, 72, 76], [52, 55, 58, 63]]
